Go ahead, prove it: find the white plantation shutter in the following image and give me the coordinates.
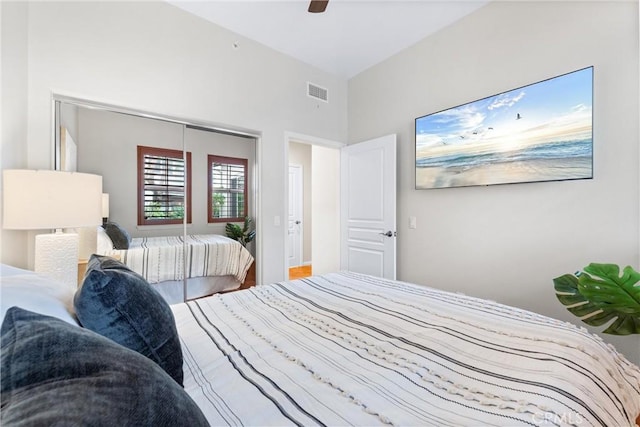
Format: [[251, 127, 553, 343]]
[[208, 155, 248, 222], [137, 146, 192, 225]]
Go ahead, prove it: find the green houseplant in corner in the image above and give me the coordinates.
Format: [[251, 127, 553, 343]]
[[225, 217, 255, 248], [553, 263, 640, 335]]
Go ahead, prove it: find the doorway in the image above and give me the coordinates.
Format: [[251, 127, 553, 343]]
[[285, 133, 343, 280]]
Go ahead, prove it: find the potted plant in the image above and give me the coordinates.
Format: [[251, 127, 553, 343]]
[[225, 217, 255, 248], [553, 263, 640, 335]]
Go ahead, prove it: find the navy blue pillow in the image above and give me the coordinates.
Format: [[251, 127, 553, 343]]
[[103, 221, 131, 249], [1, 307, 208, 426], [75, 255, 184, 386]]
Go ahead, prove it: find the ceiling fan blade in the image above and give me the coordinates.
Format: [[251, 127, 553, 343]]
[[308, 0, 329, 13]]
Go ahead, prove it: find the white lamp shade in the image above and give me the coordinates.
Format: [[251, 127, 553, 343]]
[[102, 193, 110, 218], [3, 170, 103, 230]]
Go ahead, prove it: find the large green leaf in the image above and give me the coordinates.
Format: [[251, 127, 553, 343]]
[[242, 217, 256, 246], [553, 263, 640, 335], [225, 217, 255, 247]]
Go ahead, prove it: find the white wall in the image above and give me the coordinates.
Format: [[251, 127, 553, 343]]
[[348, 1, 639, 363], [0, 1, 29, 268], [312, 145, 340, 275], [1, 0, 347, 284]]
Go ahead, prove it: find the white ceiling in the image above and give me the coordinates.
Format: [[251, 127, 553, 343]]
[[168, 0, 490, 79]]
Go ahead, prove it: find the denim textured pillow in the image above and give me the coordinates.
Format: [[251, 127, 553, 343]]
[[103, 221, 131, 249], [75, 255, 184, 385], [1, 307, 208, 426]]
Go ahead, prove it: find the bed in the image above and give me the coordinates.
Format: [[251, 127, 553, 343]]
[[97, 225, 254, 303], [2, 262, 639, 426]]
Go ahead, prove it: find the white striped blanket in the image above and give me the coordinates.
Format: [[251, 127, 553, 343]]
[[114, 234, 253, 284], [173, 272, 640, 427]]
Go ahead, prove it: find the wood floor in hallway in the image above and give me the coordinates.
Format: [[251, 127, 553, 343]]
[[289, 265, 312, 280]]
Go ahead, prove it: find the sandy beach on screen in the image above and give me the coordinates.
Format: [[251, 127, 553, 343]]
[[416, 157, 592, 189]]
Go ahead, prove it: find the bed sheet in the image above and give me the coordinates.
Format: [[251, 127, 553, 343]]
[[173, 272, 640, 426], [114, 234, 253, 284]]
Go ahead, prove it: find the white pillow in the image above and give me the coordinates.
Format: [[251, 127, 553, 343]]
[[96, 226, 116, 255], [1, 267, 79, 326]]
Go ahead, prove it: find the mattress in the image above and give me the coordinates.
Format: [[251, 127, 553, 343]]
[[154, 275, 240, 305], [172, 272, 640, 426]]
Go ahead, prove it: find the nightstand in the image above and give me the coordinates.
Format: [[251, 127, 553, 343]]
[[239, 261, 256, 290], [77, 259, 89, 286], [221, 261, 256, 294]]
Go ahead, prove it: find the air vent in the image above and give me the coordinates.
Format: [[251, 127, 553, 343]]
[[307, 82, 328, 103]]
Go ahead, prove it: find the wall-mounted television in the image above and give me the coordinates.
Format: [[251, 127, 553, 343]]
[[415, 66, 593, 190]]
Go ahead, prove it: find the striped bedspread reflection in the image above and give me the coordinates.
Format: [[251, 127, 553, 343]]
[[173, 272, 640, 426], [115, 234, 253, 284]]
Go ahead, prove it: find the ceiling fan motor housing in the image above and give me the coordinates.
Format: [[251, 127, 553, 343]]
[[308, 0, 329, 13]]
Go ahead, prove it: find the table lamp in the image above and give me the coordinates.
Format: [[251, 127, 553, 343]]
[[102, 193, 110, 225], [2, 169, 102, 288]]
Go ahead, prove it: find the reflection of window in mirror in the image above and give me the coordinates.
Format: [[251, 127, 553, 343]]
[[137, 145, 192, 226], [208, 155, 248, 223]]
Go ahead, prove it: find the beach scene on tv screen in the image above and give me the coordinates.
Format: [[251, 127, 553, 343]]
[[415, 67, 593, 189]]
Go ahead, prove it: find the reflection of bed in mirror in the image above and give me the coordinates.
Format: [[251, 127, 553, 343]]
[[96, 227, 254, 304]]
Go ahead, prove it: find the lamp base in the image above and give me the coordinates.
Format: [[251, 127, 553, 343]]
[[34, 231, 79, 289]]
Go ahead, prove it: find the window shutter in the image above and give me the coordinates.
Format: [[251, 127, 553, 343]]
[[137, 146, 191, 225], [208, 155, 248, 223]]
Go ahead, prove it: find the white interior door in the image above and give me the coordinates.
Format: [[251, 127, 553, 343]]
[[340, 134, 397, 279], [288, 164, 303, 267]]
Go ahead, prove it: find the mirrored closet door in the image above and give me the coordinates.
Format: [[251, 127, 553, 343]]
[[54, 96, 257, 302]]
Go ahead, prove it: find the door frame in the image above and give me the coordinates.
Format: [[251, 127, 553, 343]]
[[288, 163, 303, 267], [283, 131, 344, 279]]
